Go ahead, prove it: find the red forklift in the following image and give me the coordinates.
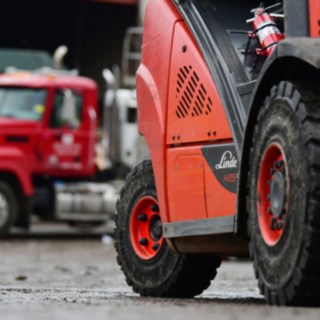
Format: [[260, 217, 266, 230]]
[[115, 0, 320, 306]]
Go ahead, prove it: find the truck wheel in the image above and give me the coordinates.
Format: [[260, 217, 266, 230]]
[[115, 159, 221, 297], [248, 81, 320, 306], [0, 181, 17, 236]]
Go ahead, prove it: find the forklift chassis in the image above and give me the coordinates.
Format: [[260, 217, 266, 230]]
[[115, 0, 320, 306]]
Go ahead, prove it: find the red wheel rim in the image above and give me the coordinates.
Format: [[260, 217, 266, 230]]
[[130, 196, 164, 260], [257, 143, 288, 246]]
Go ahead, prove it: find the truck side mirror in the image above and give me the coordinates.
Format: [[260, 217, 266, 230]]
[[60, 89, 79, 129], [50, 89, 83, 130]]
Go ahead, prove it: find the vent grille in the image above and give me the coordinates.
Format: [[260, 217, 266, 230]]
[[175, 65, 213, 119]]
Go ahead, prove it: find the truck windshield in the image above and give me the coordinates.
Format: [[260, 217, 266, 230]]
[[0, 87, 47, 121]]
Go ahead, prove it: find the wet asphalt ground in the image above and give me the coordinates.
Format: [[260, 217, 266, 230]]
[[1, 225, 320, 320]]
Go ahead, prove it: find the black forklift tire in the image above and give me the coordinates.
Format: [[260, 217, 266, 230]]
[[248, 81, 320, 306], [0, 181, 18, 236], [114, 159, 221, 297]]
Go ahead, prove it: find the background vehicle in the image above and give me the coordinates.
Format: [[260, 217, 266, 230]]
[[0, 48, 55, 72], [0, 69, 120, 234], [115, 0, 320, 306], [103, 27, 148, 177]]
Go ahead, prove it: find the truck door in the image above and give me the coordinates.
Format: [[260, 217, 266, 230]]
[[39, 88, 95, 176]]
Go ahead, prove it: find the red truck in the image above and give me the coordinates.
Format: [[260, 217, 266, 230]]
[[0, 70, 114, 234], [115, 0, 320, 306]]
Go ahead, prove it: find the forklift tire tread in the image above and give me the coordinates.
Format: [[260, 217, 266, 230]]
[[0, 181, 18, 236], [114, 159, 221, 297], [248, 81, 320, 306]]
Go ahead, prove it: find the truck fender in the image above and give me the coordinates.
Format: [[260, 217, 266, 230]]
[[0, 148, 33, 196], [237, 38, 320, 234]]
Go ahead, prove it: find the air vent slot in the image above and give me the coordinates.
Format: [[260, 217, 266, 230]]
[[175, 66, 213, 119]]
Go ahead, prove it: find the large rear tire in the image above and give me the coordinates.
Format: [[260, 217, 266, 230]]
[[248, 81, 320, 306], [114, 160, 221, 297], [0, 181, 18, 236]]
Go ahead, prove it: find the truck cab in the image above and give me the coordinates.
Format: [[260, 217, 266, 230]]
[[0, 70, 98, 234]]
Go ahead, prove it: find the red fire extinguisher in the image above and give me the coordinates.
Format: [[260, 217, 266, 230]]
[[247, 5, 285, 57]]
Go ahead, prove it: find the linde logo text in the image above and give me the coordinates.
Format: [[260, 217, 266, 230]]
[[215, 151, 238, 170]]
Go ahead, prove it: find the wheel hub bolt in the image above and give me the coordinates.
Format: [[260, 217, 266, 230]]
[[277, 222, 284, 229], [153, 220, 163, 238], [271, 218, 284, 230], [151, 204, 159, 212], [152, 243, 160, 251], [138, 214, 148, 222], [139, 238, 148, 246]]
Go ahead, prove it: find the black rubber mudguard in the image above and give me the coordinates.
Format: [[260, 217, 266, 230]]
[[239, 37, 320, 203]]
